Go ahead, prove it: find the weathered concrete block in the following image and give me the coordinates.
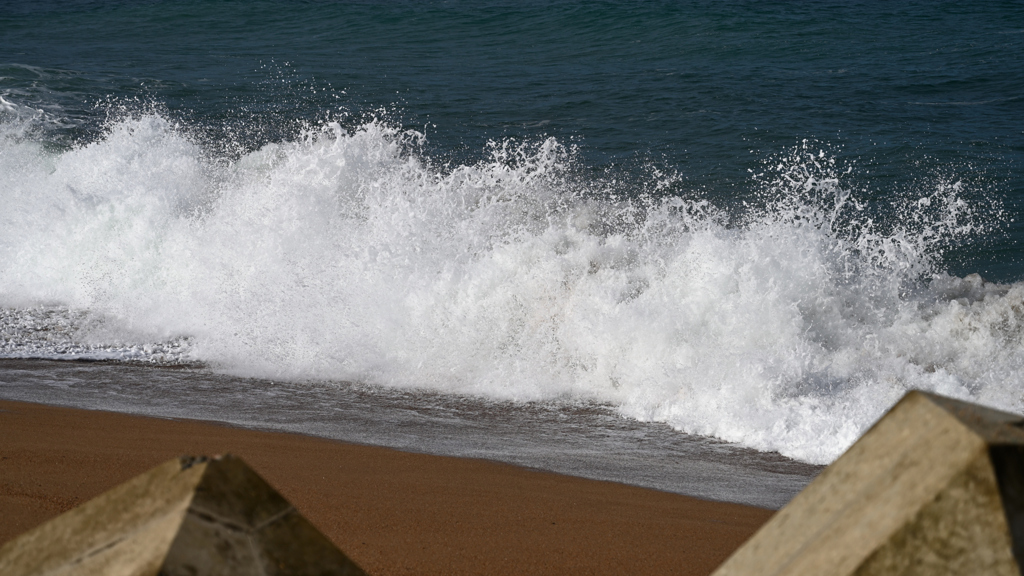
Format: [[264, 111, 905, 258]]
[[712, 390, 1024, 576], [0, 454, 367, 576]]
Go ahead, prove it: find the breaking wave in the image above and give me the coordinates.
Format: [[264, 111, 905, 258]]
[[1, 110, 1019, 463]]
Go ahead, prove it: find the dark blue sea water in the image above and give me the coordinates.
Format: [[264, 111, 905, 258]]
[[2, 1, 1023, 503]]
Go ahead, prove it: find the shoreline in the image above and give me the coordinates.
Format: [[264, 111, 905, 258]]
[[0, 399, 771, 575], [0, 359, 820, 509]]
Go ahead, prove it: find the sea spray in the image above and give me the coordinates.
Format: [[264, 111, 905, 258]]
[[1, 113, 1019, 464]]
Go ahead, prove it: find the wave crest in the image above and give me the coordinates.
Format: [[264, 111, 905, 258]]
[[0, 113, 1016, 463]]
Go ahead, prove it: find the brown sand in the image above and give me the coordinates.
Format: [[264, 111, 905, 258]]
[[0, 400, 770, 575]]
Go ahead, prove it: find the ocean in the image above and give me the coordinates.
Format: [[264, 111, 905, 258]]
[[1, 0, 1022, 507]]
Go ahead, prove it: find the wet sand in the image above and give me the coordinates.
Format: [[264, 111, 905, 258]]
[[0, 399, 771, 575]]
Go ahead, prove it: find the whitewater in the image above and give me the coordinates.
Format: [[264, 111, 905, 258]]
[[1, 110, 1021, 466]]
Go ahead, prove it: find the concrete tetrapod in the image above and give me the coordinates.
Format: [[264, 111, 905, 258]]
[[712, 390, 1024, 576], [0, 454, 368, 576]]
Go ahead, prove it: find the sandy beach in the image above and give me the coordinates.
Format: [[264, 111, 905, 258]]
[[0, 399, 771, 575]]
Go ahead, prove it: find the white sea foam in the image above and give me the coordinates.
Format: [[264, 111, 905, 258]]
[[1, 111, 1020, 464]]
